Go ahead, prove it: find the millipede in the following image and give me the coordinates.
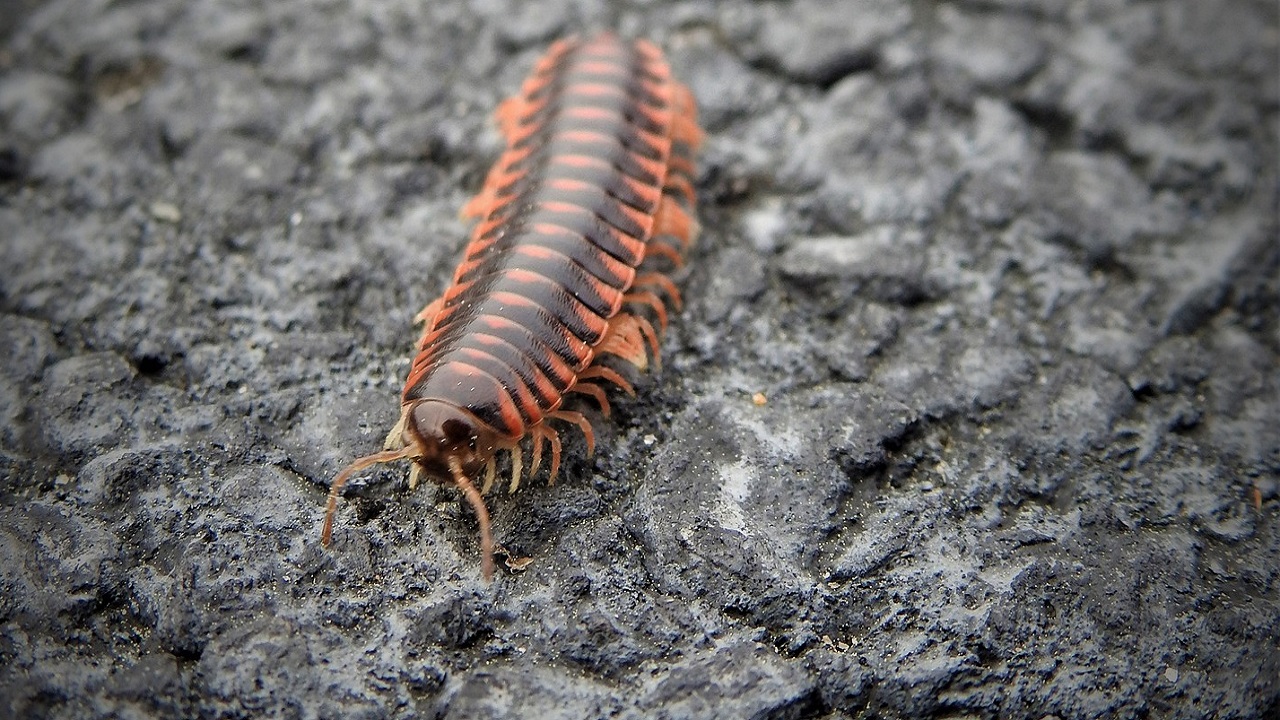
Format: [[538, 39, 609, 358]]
[[320, 33, 702, 579]]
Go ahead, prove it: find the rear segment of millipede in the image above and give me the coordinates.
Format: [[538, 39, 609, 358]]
[[320, 33, 702, 580]]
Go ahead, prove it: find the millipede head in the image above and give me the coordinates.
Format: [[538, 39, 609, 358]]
[[321, 399, 504, 580], [403, 400, 500, 483]]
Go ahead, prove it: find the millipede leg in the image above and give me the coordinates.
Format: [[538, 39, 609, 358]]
[[383, 407, 411, 451], [654, 194, 698, 251], [664, 174, 696, 207], [570, 381, 611, 417], [599, 316, 649, 370], [578, 365, 636, 396], [509, 444, 524, 494], [550, 410, 596, 457], [666, 152, 696, 179], [530, 427, 545, 479], [642, 240, 684, 267], [526, 423, 564, 483], [482, 457, 497, 495], [624, 289, 669, 330], [631, 315, 662, 370], [411, 297, 446, 359], [634, 272, 682, 310], [546, 428, 563, 483]]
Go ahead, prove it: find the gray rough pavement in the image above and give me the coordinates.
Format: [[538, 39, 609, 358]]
[[1, 0, 1277, 718]]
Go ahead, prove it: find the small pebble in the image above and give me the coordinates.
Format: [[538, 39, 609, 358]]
[[149, 201, 182, 223]]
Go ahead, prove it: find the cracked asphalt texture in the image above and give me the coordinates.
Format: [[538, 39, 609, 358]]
[[1, 0, 1277, 718]]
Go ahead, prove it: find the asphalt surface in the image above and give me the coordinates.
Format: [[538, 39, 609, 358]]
[[1, 0, 1277, 718]]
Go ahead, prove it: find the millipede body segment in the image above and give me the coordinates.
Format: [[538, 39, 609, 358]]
[[321, 33, 702, 579]]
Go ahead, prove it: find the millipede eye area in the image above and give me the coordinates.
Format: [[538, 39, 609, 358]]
[[407, 400, 495, 479], [442, 418, 477, 449]]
